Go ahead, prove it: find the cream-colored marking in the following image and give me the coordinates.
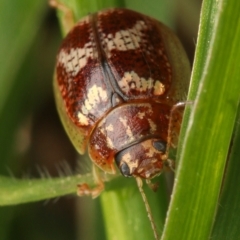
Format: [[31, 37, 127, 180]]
[[127, 160, 139, 173], [121, 152, 139, 173], [99, 126, 106, 135], [99, 127, 115, 149], [84, 98, 92, 111], [81, 105, 88, 115], [144, 104, 153, 114], [151, 158, 158, 163], [82, 84, 107, 112], [77, 112, 89, 126], [130, 82, 135, 89], [100, 20, 146, 57], [106, 124, 114, 132], [153, 81, 165, 95], [137, 112, 145, 119], [145, 172, 151, 179], [121, 152, 131, 163], [118, 71, 165, 95], [105, 125, 115, 148], [136, 103, 154, 117], [119, 72, 131, 88], [148, 119, 157, 134], [119, 117, 135, 141], [58, 37, 98, 76], [77, 85, 108, 125], [106, 136, 114, 149], [141, 140, 156, 158], [137, 167, 144, 173], [95, 144, 100, 150], [115, 97, 121, 104], [107, 33, 113, 39]]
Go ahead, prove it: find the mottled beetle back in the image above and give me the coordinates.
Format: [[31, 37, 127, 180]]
[[54, 8, 190, 176]]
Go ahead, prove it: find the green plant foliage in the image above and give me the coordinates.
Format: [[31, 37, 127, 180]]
[[162, 0, 240, 239]]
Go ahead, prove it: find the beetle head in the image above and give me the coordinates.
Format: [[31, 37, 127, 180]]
[[115, 138, 167, 179]]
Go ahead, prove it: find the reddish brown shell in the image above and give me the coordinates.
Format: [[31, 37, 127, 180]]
[[54, 8, 190, 176]]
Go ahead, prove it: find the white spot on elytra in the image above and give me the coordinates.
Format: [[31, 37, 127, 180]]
[[154, 81, 165, 95], [118, 71, 165, 95], [77, 112, 89, 126], [58, 17, 98, 77], [58, 44, 97, 76], [99, 20, 147, 57], [83, 84, 107, 112], [106, 124, 114, 132], [77, 84, 108, 126]]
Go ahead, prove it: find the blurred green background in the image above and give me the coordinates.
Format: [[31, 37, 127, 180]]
[[0, 0, 201, 239]]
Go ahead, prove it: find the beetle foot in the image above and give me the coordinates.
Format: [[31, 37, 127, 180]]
[[49, 0, 75, 33], [77, 181, 104, 199], [165, 158, 175, 172], [146, 179, 159, 192]]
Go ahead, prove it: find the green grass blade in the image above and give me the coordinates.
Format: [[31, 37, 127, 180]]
[[101, 177, 169, 240], [162, 0, 240, 239], [0, 1, 48, 171], [211, 106, 240, 239], [0, 0, 47, 116], [124, 0, 176, 26]]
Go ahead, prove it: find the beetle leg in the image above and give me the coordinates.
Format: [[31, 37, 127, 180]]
[[164, 158, 176, 172], [146, 179, 159, 192], [167, 100, 194, 149], [77, 165, 104, 198], [49, 0, 76, 34]]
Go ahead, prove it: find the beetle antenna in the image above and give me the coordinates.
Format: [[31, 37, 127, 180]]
[[136, 177, 159, 240]]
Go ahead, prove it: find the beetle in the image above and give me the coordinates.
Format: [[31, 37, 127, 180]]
[[53, 7, 190, 194], [51, 4, 191, 239]]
